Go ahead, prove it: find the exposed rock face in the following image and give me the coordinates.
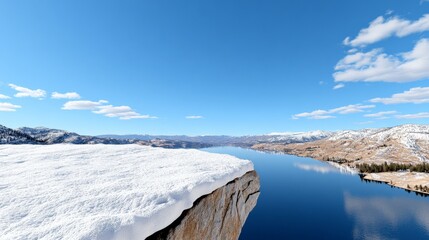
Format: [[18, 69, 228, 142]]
[[147, 171, 260, 240]]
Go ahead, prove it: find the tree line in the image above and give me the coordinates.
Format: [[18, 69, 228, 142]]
[[411, 184, 429, 194], [356, 162, 429, 173]]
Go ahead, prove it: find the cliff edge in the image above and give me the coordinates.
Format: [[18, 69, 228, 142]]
[[147, 171, 260, 240]]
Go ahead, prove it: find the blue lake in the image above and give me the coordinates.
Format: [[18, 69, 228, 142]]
[[202, 147, 429, 240]]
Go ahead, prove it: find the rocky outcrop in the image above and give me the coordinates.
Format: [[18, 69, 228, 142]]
[[147, 171, 260, 240]]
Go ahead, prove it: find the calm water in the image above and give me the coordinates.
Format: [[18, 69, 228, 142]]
[[202, 147, 429, 240]]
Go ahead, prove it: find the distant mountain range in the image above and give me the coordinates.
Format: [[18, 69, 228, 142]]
[[0, 124, 332, 148], [18, 127, 140, 144], [7, 123, 429, 161], [253, 124, 429, 165], [99, 130, 332, 147], [0, 125, 211, 148], [0, 125, 42, 144], [4, 123, 429, 196]]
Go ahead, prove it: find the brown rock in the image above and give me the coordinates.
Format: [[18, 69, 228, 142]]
[[147, 171, 260, 240]]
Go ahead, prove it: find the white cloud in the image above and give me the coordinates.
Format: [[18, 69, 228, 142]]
[[9, 84, 46, 98], [0, 94, 10, 99], [364, 111, 398, 119], [370, 87, 429, 104], [293, 104, 375, 120], [62, 100, 156, 120], [334, 39, 429, 83], [348, 48, 358, 54], [344, 14, 429, 47], [0, 102, 21, 112], [52, 92, 81, 99], [186, 115, 204, 119], [62, 100, 106, 110], [395, 112, 429, 119], [93, 105, 157, 120], [333, 83, 345, 90], [330, 104, 375, 114], [293, 110, 334, 120]]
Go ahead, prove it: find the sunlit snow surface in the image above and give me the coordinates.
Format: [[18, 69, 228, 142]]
[[0, 144, 253, 239]]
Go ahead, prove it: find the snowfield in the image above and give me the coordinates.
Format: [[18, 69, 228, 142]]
[[0, 144, 253, 240]]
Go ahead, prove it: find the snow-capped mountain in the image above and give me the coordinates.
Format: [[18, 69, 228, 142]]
[[18, 127, 139, 144], [100, 130, 332, 147], [0, 124, 212, 148], [326, 125, 429, 143], [335, 124, 429, 162], [327, 128, 384, 141], [253, 124, 429, 165], [266, 130, 334, 143], [0, 125, 41, 144]]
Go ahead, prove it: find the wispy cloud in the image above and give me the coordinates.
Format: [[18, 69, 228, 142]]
[[364, 111, 398, 119], [0, 102, 21, 112], [186, 115, 204, 119], [62, 100, 108, 110], [94, 105, 157, 120], [293, 110, 334, 120], [52, 92, 81, 99], [334, 39, 429, 83], [396, 112, 429, 119], [0, 94, 10, 99], [333, 83, 345, 90], [9, 84, 46, 98], [293, 104, 375, 120], [62, 100, 156, 120], [344, 14, 429, 47], [370, 87, 429, 104], [331, 104, 375, 114]]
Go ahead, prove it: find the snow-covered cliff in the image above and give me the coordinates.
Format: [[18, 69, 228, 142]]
[[0, 144, 254, 239]]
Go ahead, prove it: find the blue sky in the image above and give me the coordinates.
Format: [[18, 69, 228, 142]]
[[0, 0, 429, 135]]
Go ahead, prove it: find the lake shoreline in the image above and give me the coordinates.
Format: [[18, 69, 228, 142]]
[[204, 146, 429, 239], [251, 146, 429, 196], [363, 172, 429, 196]]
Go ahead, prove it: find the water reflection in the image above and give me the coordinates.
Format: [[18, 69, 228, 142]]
[[344, 193, 429, 240], [203, 147, 429, 239], [294, 163, 340, 174], [294, 162, 356, 175]]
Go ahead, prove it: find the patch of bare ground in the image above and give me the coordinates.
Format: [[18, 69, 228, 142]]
[[364, 172, 429, 195], [252, 138, 423, 166]]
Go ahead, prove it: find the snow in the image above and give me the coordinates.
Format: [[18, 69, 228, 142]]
[[268, 130, 330, 136], [324, 124, 429, 162], [328, 125, 429, 143], [0, 144, 253, 240], [266, 130, 333, 143], [328, 128, 383, 141]]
